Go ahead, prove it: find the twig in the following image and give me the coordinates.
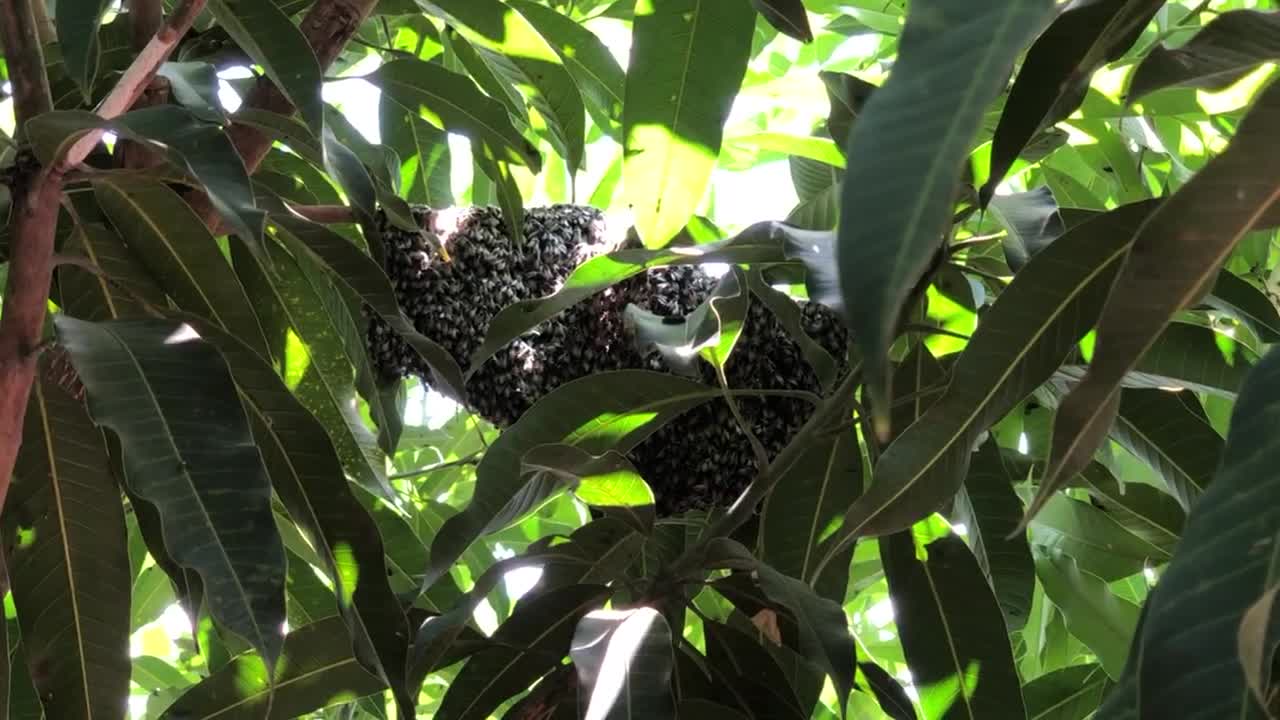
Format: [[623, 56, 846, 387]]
[[946, 261, 1009, 286], [390, 452, 483, 481]]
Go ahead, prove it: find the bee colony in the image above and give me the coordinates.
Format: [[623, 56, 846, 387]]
[[365, 205, 849, 516]]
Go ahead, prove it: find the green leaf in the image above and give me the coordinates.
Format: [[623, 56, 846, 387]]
[[881, 531, 1025, 720], [623, 0, 756, 248], [440, 28, 531, 131], [56, 0, 113, 100], [837, 0, 1054, 426], [157, 62, 224, 121], [321, 125, 378, 218], [1078, 462, 1185, 559], [820, 71, 877, 152], [506, 0, 627, 137], [132, 656, 195, 692], [1096, 345, 1280, 719], [1206, 270, 1280, 344], [379, 95, 454, 207], [951, 443, 1035, 631], [3, 364, 130, 720], [470, 221, 795, 371], [473, 151, 526, 246], [745, 270, 840, 391], [570, 607, 676, 719], [1030, 494, 1169, 582], [701, 618, 808, 719], [424, 371, 719, 588], [160, 616, 384, 719], [1037, 79, 1280, 523], [133, 565, 178, 631], [1022, 664, 1111, 720], [726, 133, 846, 168], [988, 187, 1066, 272], [522, 444, 655, 528], [372, 57, 541, 171], [92, 177, 274, 361], [185, 317, 416, 715], [208, 0, 324, 132], [625, 267, 749, 374], [1110, 389, 1224, 510], [26, 107, 267, 247], [56, 196, 170, 322], [233, 109, 324, 166], [437, 584, 609, 720], [749, 0, 813, 42], [1034, 550, 1140, 679], [1128, 10, 1280, 101], [982, 0, 1165, 202], [54, 316, 286, 671], [822, 202, 1157, 547]]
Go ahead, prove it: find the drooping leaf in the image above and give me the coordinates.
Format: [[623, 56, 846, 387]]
[[1022, 664, 1111, 720], [473, 151, 526, 246], [821, 202, 1156, 548], [1035, 79, 1280, 525], [379, 96, 454, 208], [623, 0, 756, 248], [470, 220, 797, 370], [1030, 494, 1169, 582], [437, 584, 609, 720], [951, 442, 1035, 631], [749, 0, 813, 42], [184, 317, 415, 715], [881, 531, 1026, 719], [1128, 10, 1280, 101], [53, 316, 286, 672], [1110, 388, 1224, 510], [371, 57, 541, 170], [56, 0, 113, 100], [92, 177, 273, 360], [161, 616, 384, 719], [982, 0, 1166, 203], [26, 107, 267, 247], [1238, 584, 1280, 713], [989, 187, 1066, 272], [702, 618, 808, 719], [837, 0, 1054, 427], [857, 661, 918, 720], [819, 71, 877, 153], [56, 194, 169, 322], [521, 444, 655, 532], [570, 607, 676, 720], [1205, 270, 1280, 344], [208, 0, 324, 132], [745, 269, 841, 391], [1078, 462, 1184, 559], [1034, 550, 1140, 679], [3, 360, 130, 720], [424, 371, 719, 588], [1096, 345, 1280, 719], [625, 267, 749, 374]]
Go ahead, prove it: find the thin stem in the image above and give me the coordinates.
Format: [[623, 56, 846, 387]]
[[948, 232, 1006, 253], [946, 261, 1009, 286], [390, 452, 483, 481], [903, 323, 972, 342]]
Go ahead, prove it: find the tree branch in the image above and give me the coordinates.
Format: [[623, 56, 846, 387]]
[[127, 0, 164, 53], [184, 0, 380, 230], [0, 0, 207, 514]]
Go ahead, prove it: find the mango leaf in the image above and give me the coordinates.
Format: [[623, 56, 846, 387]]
[[379, 96, 454, 207], [1035, 79, 1280, 525], [982, 0, 1166, 203], [440, 28, 532, 131], [1238, 585, 1280, 712], [702, 619, 808, 719], [749, 0, 813, 42], [1034, 550, 1140, 679], [625, 267, 748, 375], [837, 0, 1054, 427], [372, 57, 541, 170], [56, 196, 169, 322], [820, 202, 1156, 550], [1128, 10, 1280, 101], [184, 317, 415, 715], [745, 270, 840, 391], [521, 444, 655, 532], [25, 107, 267, 247], [951, 443, 1035, 631], [1030, 494, 1169, 582], [3, 362, 130, 720], [56, 0, 113, 100], [474, 151, 526, 246], [857, 661, 917, 720], [160, 616, 384, 719], [1110, 389, 1223, 510], [570, 607, 676, 720], [437, 584, 609, 720], [882, 531, 1025, 719], [92, 177, 273, 360], [507, 0, 627, 136], [989, 187, 1066, 272], [233, 109, 324, 166], [207, 0, 323, 132], [623, 0, 756, 248], [470, 220, 798, 371], [1096, 345, 1280, 719], [53, 316, 286, 672], [1206, 270, 1280, 344], [1022, 664, 1111, 720], [424, 371, 719, 588], [157, 62, 224, 121], [1078, 463, 1185, 559]]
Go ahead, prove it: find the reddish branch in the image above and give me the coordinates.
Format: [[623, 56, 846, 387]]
[[0, 0, 207, 512]]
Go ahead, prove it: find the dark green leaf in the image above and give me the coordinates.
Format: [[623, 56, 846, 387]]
[[372, 57, 541, 170], [745, 270, 840, 391], [1128, 10, 1280, 101], [56, 197, 169, 322], [1037, 80, 1280, 522], [157, 62, 224, 121], [1096, 345, 1280, 718], [161, 617, 384, 719], [233, 108, 324, 166], [56, 0, 113, 100], [208, 0, 324, 132], [473, 151, 526, 246], [3, 363, 130, 720], [982, 0, 1165, 202], [1206, 271, 1280, 344], [1023, 664, 1111, 720], [882, 531, 1025, 719], [623, 0, 755, 248], [379, 95, 454, 207], [858, 661, 918, 720], [54, 316, 286, 671], [1034, 550, 1140, 679], [1078, 462, 1184, 559], [989, 187, 1066, 272], [838, 0, 1054, 425], [625, 267, 749, 374], [1111, 389, 1224, 510], [702, 619, 807, 720], [819, 71, 876, 152], [952, 443, 1035, 631], [1030, 494, 1169, 581], [322, 126, 378, 218], [570, 607, 676, 720], [425, 371, 718, 588], [522, 444, 655, 532], [750, 0, 813, 42]]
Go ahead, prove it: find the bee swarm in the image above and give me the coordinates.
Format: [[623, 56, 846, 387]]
[[365, 205, 849, 516]]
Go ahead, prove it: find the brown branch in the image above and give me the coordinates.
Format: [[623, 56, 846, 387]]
[[28, 0, 53, 47], [184, 0, 380, 230], [127, 0, 164, 53], [288, 202, 356, 224], [119, 0, 169, 169], [0, 0, 207, 514]]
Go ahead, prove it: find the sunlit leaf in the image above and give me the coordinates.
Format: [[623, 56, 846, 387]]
[[1034, 549, 1140, 679], [570, 607, 676, 720], [1128, 10, 1280, 101]]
